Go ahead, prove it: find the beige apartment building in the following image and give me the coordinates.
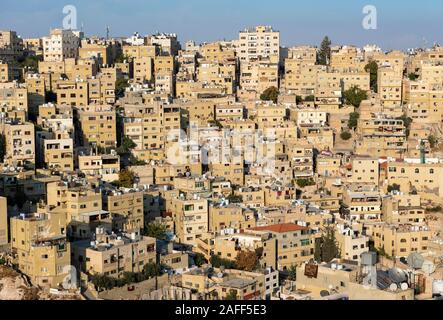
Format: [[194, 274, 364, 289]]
[[237, 26, 280, 63], [330, 46, 364, 72], [210, 161, 244, 186], [355, 117, 407, 158], [315, 71, 342, 109], [0, 197, 7, 247], [283, 62, 319, 97], [316, 154, 341, 177], [342, 189, 382, 222], [0, 30, 24, 62], [403, 80, 443, 124], [171, 196, 208, 246], [148, 33, 181, 56], [378, 65, 403, 106], [77, 104, 117, 149], [335, 224, 369, 262], [386, 161, 443, 197], [340, 70, 370, 92], [239, 58, 279, 95], [350, 156, 379, 185], [133, 56, 153, 84], [44, 137, 74, 171], [208, 203, 256, 233], [72, 230, 156, 277], [0, 61, 12, 82], [10, 211, 70, 289], [103, 189, 144, 231], [122, 45, 157, 60], [122, 103, 181, 161], [296, 261, 414, 300], [78, 154, 120, 182], [287, 46, 317, 64], [0, 121, 35, 169], [201, 42, 236, 63], [46, 181, 103, 223], [79, 38, 114, 66], [249, 223, 315, 270], [25, 73, 46, 116], [181, 268, 268, 300], [382, 194, 426, 224], [43, 29, 79, 62], [0, 84, 28, 114], [368, 223, 432, 258], [197, 62, 236, 95], [56, 80, 89, 106]]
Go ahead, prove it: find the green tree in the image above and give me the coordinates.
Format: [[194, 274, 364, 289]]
[[210, 255, 236, 269], [348, 112, 360, 130], [16, 55, 42, 72], [144, 221, 168, 240], [428, 135, 438, 149], [343, 86, 368, 108], [224, 290, 238, 301], [115, 78, 130, 97], [235, 250, 259, 272], [387, 184, 401, 193], [314, 238, 322, 262], [143, 262, 161, 279], [90, 274, 117, 291], [117, 135, 137, 155], [296, 178, 316, 188], [397, 114, 413, 138], [304, 95, 315, 102], [129, 155, 147, 166], [408, 73, 418, 81], [260, 86, 279, 103], [296, 95, 303, 104], [365, 61, 378, 93], [117, 169, 136, 188], [340, 131, 352, 141], [315, 226, 341, 263], [287, 265, 297, 281], [317, 36, 331, 65], [193, 253, 207, 267], [227, 194, 243, 204], [114, 53, 131, 64]]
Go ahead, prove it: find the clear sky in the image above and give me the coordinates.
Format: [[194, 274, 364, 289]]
[[1, 0, 442, 50]]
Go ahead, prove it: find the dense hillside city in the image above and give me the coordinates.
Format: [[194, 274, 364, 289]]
[[0, 25, 443, 301]]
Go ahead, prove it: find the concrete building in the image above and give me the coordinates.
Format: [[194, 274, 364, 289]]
[[237, 26, 280, 63], [0, 197, 7, 247], [72, 229, 156, 277], [43, 29, 80, 62]]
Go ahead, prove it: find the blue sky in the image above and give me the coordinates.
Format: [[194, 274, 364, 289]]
[[1, 0, 442, 50]]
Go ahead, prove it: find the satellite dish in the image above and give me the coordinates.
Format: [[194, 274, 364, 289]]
[[389, 283, 398, 292], [320, 290, 330, 297], [388, 268, 408, 283], [407, 253, 425, 270], [422, 260, 436, 275]]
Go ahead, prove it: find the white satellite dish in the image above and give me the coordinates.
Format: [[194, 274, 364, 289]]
[[389, 283, 398, 292], [422, 260, 436, 275], [400, 283, 409, 291]]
